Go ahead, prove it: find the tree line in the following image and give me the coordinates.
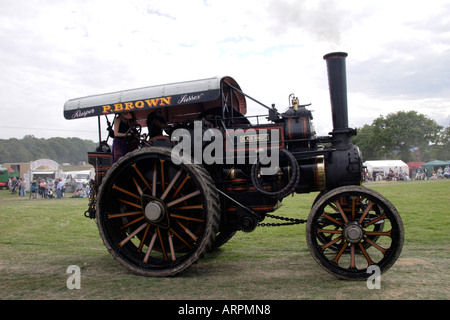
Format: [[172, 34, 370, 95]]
[[0, 111, 448, 165], [0, 135, 97, 164], [352, 111, 450, 163]]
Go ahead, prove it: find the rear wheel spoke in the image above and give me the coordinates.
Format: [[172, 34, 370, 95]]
[[167, 190, 201, 208], [167, 231, 176, 261], [119, 222, 148, 247], [161, 169, 182, 201], [108, 211, 142, 219], [143, 232, 158, 263]]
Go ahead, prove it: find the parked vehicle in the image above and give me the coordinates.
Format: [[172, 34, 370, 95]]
[[0, 166, 16, 190], [74, 171, 91, 187], [0, 167, 8, 189]]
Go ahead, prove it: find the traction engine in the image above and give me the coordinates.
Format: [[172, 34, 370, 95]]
[[64, 52, 404, 279]]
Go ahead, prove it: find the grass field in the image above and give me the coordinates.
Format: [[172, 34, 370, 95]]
[[0, 179, 449, 300]]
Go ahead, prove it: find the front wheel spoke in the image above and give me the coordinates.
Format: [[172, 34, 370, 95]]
[[358, 242, 375, 265], [358, 201, 374, 224], [332, 242, 348, 263], [321, 213, 343, 227], [365, 214, 386, 227], [364, 237, 388, 254], [317, 228, 342, 234], [365, 230, 392, 237], [320, 235, 343, 250], [119, 222, 148, 247], [351, 197, 357, 220], [334, 201, 349, 223], [349, 244, 356, 269]]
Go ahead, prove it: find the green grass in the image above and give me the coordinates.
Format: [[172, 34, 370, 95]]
[[0, 179, 449, 300]]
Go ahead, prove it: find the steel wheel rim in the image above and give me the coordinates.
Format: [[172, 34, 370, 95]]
[[307, 186, 404, 279]]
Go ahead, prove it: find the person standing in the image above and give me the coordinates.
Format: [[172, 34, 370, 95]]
[[112, 112, 136, 163], [30, 178, 37, 200], [56, 178, 64, 198], [19, 178, 26, 197]]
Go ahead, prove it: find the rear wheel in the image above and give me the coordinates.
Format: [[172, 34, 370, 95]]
[[96, 147, 220, 276], [306, 186, 404, 280]]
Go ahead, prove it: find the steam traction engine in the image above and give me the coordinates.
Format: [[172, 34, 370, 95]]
[[64, 52, 404, 279]]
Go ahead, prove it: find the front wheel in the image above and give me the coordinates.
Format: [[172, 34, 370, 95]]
[[96, 147, 221, 276], [306, 186, 404, 280]]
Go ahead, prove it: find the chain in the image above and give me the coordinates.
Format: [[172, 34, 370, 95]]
[[84, 179, 97, 219], [257, 213, 307, 227], [216, 188, 307, 228]]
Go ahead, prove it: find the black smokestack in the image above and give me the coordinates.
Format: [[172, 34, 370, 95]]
[[323, 52, 349, 133]]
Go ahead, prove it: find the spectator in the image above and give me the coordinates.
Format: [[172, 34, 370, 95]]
[[39, 178, 48, 198], [19, 178, 26, 197], [56, 178, 65, 198], [71, 187, 86, 198], [11, 177, 18, 194], [437, 167, 444, 179], [61, 183, 66, 198], [444, 166, 450, 178], [30, 178, 38, 200]]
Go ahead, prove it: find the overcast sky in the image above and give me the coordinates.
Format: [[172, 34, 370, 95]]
[[1, 0, 449, 142]]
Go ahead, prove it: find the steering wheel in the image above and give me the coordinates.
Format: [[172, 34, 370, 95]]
[[125, 124, 142, 150]]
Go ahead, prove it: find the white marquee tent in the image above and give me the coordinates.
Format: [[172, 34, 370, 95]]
[[363, 160, 409, 175]]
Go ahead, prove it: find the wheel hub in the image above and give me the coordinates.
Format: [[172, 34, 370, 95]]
[[145, 201, 165, 222], [141, 195, 169, 228], [343, 221, 364, 244]]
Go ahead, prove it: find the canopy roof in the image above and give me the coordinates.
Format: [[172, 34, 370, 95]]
[[63, 76, 246, 123], [422, 160, 450, 167], [406, 162, 425, 168], [363, 160, 408, 173]]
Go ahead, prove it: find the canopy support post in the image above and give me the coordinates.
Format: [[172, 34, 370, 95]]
[[97, 116, 102, 148]]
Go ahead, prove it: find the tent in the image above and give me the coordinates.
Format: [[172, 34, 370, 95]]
[[421, 160, 450, 177], [406, 162, 425, 176], [363, 160, 409, 176]]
